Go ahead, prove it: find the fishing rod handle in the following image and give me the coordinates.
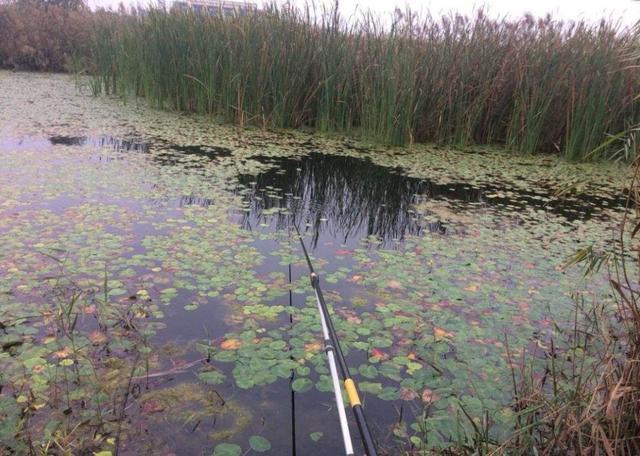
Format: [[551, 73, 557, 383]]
[[353, 405, 377, 456], [345, 379, 377, 456]]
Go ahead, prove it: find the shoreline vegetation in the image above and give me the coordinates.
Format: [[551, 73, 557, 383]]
[[1, 0, 639, 160]]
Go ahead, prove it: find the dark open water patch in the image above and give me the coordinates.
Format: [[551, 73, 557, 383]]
[[46, 135, 232, 159], [49, 135, 150, 152], [235, 152, 628, 246], [169, 143, 233, 158]]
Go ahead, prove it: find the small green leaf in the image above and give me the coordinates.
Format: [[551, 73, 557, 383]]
[[212, 443, 241, 456], [236, 377, 254, 389], [359, 382, 383, 394], [198, 370, 225, 385], [315, 375, 332, 392], [378, 387, 400, 401], [269, 340, 286, 350], [249, 435, 271, 452], [309, 431, 323, 442], [292, 377, 313, 393], [358, 364, 378, 379]]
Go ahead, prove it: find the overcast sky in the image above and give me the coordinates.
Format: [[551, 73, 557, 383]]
[[89, 0, 640, 28]]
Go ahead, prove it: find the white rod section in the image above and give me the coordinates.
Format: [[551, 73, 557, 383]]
[[315, 289, 354, 456]]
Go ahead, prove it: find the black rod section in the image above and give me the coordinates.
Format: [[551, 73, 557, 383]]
[[288, 261, 297, 456]]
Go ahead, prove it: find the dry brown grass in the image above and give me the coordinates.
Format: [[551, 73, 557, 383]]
[[0, 0, 91, 71]]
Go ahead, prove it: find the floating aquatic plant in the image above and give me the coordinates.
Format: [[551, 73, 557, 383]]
[[0, 71, 631, 454]]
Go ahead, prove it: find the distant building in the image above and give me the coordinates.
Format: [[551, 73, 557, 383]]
[[173, 0, 258, 15]]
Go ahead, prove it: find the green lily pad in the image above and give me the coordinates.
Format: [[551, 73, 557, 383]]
[[291, 378, 313, 393], [198, 370, 225, 385], [213, 443, 242, 456], [249, 435, 271, 452]]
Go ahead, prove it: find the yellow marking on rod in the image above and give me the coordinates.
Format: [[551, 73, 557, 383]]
[[344, 379, 361, 407]]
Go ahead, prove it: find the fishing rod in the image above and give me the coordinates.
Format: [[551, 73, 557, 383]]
[[286, 214, 351, 454], [294, 223, 378, 456], [288, 261, 297, 456]]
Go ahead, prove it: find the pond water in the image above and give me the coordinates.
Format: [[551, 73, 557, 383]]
[[0, 72, 629, 455]]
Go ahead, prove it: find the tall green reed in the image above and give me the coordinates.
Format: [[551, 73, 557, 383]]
[[87, 4, 640, 161]]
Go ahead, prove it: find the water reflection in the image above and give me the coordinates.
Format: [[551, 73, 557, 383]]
[[237, 154, 455, 246], [49, 135, 150, 152], [178, 194, 215, 208], [235, 152, 627, 247]]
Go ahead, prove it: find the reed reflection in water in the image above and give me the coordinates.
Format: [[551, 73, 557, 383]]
[[236, 153, 484, 246]]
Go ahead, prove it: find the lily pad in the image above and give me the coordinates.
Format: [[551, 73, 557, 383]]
[[291, 378, 313, 393], [249, 435, 271, 452], [213, 443, 242, 456]]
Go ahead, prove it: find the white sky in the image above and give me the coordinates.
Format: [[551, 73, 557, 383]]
[[89, 0, 640, 28]]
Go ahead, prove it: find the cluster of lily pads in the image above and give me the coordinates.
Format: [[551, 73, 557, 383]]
[[0, 70, 629, 454]]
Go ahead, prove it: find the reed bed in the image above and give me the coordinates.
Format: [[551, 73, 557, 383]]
[[86, 4, 640, 160], [0, 1, 637, 159]]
